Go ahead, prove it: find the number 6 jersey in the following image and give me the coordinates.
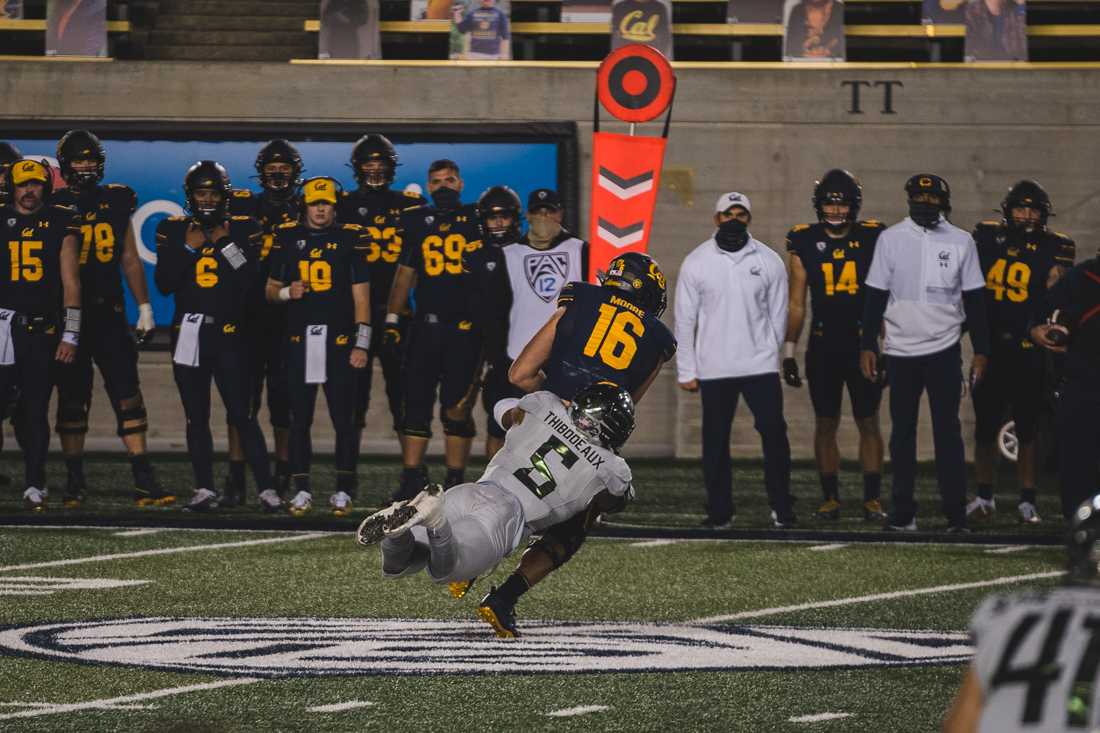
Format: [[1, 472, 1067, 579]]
[[543, 281, 676, 399], [479, 390, 632, 532]]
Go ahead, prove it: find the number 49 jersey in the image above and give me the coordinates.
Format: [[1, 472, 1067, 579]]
[[543, 281, 676, 400], [785, 220, 884, 349], [479, 391, 632, 533], [970, 587, 1100, 732]]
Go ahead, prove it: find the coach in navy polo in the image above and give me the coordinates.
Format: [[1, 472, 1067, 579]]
[[675, 192, 795, 529], [860, 174, 990, 532]]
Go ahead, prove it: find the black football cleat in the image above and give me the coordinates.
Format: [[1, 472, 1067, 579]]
[[134, 468, 174, 507], [63, 474, 88, 509], [355, 501, 418, 546], [477, 587, 519, 639]]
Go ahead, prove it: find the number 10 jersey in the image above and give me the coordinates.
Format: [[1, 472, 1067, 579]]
[[478, 390, 632, 533]]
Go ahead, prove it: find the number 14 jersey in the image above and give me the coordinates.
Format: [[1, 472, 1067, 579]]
[[479, 390, 632, 533]]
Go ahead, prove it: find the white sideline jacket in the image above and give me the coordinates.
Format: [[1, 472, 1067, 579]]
[[674, 236, 788, 382]]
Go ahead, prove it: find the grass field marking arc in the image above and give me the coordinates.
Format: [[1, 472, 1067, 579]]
[[790, 712, 854, 723], [687, 570, 1065, 625], [307, 700, 376, 713], [0, 533, 327, 573], [546, 705, 611, 717], [0, 678, 260, 721]]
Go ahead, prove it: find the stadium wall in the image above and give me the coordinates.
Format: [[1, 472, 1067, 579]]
[[3, 61, 1098, 459]]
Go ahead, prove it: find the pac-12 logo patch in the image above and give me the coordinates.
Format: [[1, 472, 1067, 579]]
[[524, 251, 570, 303], [0, 617, 971, 678]]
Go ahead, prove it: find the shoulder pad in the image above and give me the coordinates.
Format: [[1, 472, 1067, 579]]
[[230, 215, 252, 222], [105, 183, 134, 194], [404, 190, 421, 199], [276, 221, 298, 230], [166, 215, 188, 222], [977, 220, 1001, 228], [342, 223, 364, 231], [790, 224, 811, 233], [1052, 231, 1075, 243], [859, 219, 884, 228], [232, 189, 253, 198]]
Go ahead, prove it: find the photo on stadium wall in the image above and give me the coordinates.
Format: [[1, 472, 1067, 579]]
[[783, 0, 846, 61], [319, 0, 382, 60], [611, 0, 673, 59], [0, 121, 578, 331]]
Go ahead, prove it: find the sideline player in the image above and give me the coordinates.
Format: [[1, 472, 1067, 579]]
[[356, 381, 635, 639], [266, 176, 371, 517], [943, 494, 1100, 732], [223, 139, 304, 508], [784, 169, 886, 521], [384, 159, 484, 500], [51, 129, 163, 508], [0, 159, 82, 510], [154, 161, 272, 512], [968, 180, 1074, 524], [337, 134, 426, 453]]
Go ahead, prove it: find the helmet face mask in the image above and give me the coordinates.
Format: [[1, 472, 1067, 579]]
[[813, 169, 862, 233], [1002, 179, 1052, 232], [351, 134, 398, 190], [600, 252, 668, 318], [477, 185, 522, 245], [184, 161, 231, 226], [569, 381, 636, 450], [255, 140, 303, 197], [57, 129, 105, 192]]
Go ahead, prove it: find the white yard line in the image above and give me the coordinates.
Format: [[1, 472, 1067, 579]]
[[688, 570, 1065, 625], [0, 702, 154, 711], [985, 545, 1035, 554], [113, 529, 169, 538], [0, 678, 259, 721], [307, 700, 376, 713], [0, 524, 327, 535], [807, 543, 849, 552], [790, 712, 853, 723], [546, 705, 610, 718], [0, 533, 327, 573], [629, 539, 681, 548]]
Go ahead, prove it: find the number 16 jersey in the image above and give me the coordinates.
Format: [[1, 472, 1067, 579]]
[[479, 390, 632, 532]]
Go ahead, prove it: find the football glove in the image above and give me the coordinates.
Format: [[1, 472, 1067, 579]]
[[781, 357, 802, 388]]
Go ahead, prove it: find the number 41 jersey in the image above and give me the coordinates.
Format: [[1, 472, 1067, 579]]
[[970, 587, 1100, 732], [479, 391, 632, 533], [544, 281, 676, 400]]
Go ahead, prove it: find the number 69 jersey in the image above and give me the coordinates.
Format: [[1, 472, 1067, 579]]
[[970, 587, 1100, 731], [543, 281, 676, 400], [785, 220, 884, 351], [479, 391, 632, 533]]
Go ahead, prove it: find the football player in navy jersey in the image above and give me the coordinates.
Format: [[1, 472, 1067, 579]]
[[222, 139, 304, 507], [968, 180, 1074, 524], [51, 130, 166, 509], [784, 169, 886, 522]]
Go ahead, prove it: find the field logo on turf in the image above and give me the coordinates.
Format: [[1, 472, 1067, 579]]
[[0, 618, 971, 677]]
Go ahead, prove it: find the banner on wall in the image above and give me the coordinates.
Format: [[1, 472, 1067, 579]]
[[4, 132, 564, 326], [589, 45, 675, 277], [727, 0, 781, 23], [319, 0, 381, 59], [611, 0, 673, 59], [782, 0, 845, 61], [46, 0, 106, 57], [964, 0, 1027, 60]]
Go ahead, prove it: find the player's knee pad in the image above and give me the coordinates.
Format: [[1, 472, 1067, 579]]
[[116, 395, 148, 437], [55, 400, 89, 435], [530, 528, 587, 570], [442, 404, 476, 438]]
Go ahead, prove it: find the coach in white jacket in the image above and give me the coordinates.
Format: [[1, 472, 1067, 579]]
[[675, 192, 795, 529]]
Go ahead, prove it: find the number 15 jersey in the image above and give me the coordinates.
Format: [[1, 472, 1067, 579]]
[[543, 281, 676, 400], [479, 390, 632, 533]]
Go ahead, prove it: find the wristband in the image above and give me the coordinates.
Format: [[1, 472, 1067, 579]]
[[64, 307, 81, 335], [385, 313, 399, 325], [278, 286, 292, 303], [783, 342, 795, 360], [355, 322, 372, 350], [62, 331, 79, 346]]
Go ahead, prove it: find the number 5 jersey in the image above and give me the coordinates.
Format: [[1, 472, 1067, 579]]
[[479, 390, 632, 532]]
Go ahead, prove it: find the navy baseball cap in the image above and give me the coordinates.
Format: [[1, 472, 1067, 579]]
[[527, 188, 563, 211]]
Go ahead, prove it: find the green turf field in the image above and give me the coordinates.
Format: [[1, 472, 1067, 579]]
[[0, 455, 1069, 731]]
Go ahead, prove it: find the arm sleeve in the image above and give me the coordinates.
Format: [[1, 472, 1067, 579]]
[[1055, 235, 1076, 267], [673, 258, 700, 382], [962, 287, 991, 356], [860, 285, 889, 352], [351, 229, 371, 285], [1033, 265, 1076, 325], [267, 233, 288, 282], [153, 230, 188, 296], [398, 216, 422, 269]]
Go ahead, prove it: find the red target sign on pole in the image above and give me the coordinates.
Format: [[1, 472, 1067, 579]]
[[597, 44, 675, 123]]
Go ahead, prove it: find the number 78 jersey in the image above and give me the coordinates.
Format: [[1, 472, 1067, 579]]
[[971, 587, 1100, 731], [543, 281, 676, 400], [479, 391, 632, 533]]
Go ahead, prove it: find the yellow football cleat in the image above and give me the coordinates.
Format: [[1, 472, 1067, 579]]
[[863, 499, 887, 521], [449, 578, 476, 599], [814, 498, 841, 520]]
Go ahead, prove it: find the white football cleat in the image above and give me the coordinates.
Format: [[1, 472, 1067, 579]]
[[966, 496, 996, 519], [288, 490, 313, 517], [329, 491, 353, 518], [257, 489, 284, 513], [23, 487, 46, 512], [1018, 501, 1041, 525], [385, 483, 446, 536], [185, 488, 219, 512]]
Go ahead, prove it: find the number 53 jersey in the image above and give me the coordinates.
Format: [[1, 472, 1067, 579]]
[[970, 587, 1100, 732], [479, 390, 632, 533], [544, 281, 676, 400], [786, 220, 884, 351]]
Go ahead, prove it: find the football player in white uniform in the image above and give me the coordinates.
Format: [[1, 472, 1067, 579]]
[[943, 494, 1100, 732], [356, 381, 635, 638]]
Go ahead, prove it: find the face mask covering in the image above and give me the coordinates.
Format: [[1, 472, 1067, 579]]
[[715, 219, 750, 252], [528, 218, 561, 248], [430, 187, 461, 210], [908, 201, 942, 229]]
